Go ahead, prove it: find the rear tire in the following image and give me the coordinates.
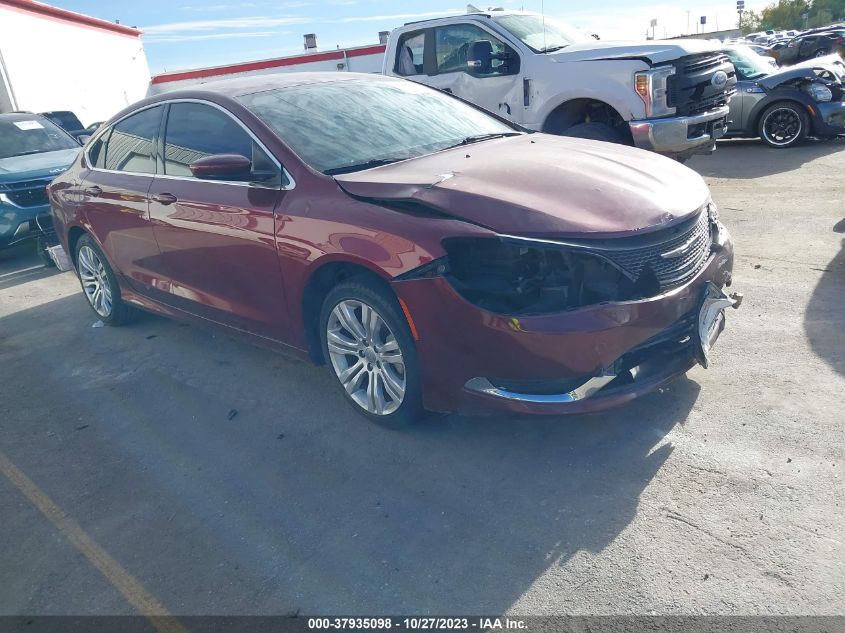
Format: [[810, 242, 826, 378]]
[[758, 101, 809, 148], [319, 279, 424, 427], [560, 122, 627, 144], [75, 234, 134, 326]]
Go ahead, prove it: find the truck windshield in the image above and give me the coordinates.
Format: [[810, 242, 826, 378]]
[[238, 79, 518, 175], [494, 14, 589, 53], [724, 46, 773, 80], [0, 117, 79, 160]]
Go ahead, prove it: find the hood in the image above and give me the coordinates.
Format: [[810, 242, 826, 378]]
[[757, 66, 819, 90], [793, 54, 845, 81], [334, 135, 710, 239], [0, 148, 79, 183], [549, 38, 720, 65]]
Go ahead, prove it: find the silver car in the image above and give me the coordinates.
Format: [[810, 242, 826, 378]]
[[723, 45, 845, 147]]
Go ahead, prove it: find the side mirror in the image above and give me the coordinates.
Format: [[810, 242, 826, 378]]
[[467, 40, 493, 74], [189, 153, 252, 180]]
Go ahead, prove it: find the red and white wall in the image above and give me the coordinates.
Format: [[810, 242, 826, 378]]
[[0, 0, 151, 125], [148, 44, 386, 95]]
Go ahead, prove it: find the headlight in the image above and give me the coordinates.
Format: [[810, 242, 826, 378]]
[[804, 82, 833, 102], [634, 66, 677, 118], [433, 237, 643, 315]]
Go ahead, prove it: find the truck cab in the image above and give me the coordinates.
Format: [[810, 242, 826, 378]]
[[384, 10, 737, 159]]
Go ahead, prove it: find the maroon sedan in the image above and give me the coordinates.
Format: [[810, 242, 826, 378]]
[[48, 73, 740, 425]]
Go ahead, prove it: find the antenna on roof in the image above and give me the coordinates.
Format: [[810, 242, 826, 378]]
[[467, 4, 482, 13]]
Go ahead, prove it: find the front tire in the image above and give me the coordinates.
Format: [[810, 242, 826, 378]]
[[320, 280, 424, 427], [75, 234, 133, 325], [758, 102, 809, 148]]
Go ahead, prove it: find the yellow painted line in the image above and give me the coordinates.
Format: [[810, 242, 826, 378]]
[[0, 450, 188, 633]]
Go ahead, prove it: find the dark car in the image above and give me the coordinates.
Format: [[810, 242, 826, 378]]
[[776, 30, 845, 66], [1, 112, 80, 252], [48, 73, 739, 424], [724, 45, 845, 147], [40, 111, 88, 140]]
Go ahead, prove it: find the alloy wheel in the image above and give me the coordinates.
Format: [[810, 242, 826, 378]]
[[78, 245, 113, 317], [761, 107, 802, 146], [326, 299, 406, 416]]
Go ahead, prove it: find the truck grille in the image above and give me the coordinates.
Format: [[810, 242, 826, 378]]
[[594, 211, 711, 290], [667, 53, 736, 116], [3, 178, 52, 208]]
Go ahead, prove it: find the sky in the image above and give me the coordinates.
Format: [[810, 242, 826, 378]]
[[58, 0, 768, 74]]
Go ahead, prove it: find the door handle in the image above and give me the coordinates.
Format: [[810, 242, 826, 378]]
[[152, 192, 178, 205], [84, 186, 102, 197]]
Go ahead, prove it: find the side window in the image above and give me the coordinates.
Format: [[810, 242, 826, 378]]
[[162, 102, 279, 182], [395, 30, 425, 76], [87, 131, 109, 169], [103, 106, 161, 174], [434, 24, 513, 76]]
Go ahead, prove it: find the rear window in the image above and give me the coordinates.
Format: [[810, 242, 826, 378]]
[[42, 111, 84, 131], [0, 117, 78, 160]]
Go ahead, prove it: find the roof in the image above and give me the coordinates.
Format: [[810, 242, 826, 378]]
[[0, 0, 141, 37], [152, 71, 399, 100], [150, 43, 386, 85]]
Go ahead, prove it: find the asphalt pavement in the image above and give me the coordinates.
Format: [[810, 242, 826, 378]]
[[0, 138, 842, 618]]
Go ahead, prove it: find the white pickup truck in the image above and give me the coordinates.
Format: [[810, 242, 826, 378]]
[[383, 10, 737, 159]]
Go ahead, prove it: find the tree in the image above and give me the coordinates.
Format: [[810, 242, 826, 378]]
[[741, 10, 763, 33], [759, 0, 810, 30]]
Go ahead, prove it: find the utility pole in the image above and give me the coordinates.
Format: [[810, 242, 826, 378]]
[[687, 10, 691, 34], [737, 0, 745, 30]]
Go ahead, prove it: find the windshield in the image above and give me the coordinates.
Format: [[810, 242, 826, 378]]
[[0, 117, 79, 160], [237, 79, 518, 175], [493, 14, 589, 53], [725, 46, 773, 80]]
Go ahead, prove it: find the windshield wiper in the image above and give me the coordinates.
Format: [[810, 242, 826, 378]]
[[442, 132, 522, 151], [540, 44, 569, 53], [324, 157, 406, 176]]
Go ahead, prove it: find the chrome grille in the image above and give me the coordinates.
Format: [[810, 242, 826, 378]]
[[598, 212, 711, 289]]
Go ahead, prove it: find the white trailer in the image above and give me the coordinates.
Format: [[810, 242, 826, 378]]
[[0, 0, 150, 126], [148, 44, 386, 95]]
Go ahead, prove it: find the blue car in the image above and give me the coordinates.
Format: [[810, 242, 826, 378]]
[[0, 112, 80, 252]]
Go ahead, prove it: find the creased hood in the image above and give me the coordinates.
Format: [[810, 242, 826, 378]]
[[757, 66, 819, 90], [334, 135, 710, 239], [0, 148, 79, 183], [549, 38, 721, 65]]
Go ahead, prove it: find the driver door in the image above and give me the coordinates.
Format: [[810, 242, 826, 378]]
[[416, 23, 524, 125]]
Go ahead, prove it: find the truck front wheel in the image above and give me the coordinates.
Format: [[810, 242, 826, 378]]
[[560, 122, 626, 144]]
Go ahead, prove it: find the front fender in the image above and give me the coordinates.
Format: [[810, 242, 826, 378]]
[[532, 60, 648, 127]]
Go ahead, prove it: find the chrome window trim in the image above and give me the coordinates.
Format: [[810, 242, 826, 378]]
[[84, 98, 295, 191]]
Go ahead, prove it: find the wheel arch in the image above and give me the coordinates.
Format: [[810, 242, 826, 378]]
[[66, 225, 89, 266], [300, 257, 396, 365], [750, 92, 815, 134], [540, 97, 631, 134]]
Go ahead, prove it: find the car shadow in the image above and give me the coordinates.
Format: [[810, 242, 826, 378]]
[[0, 243, 59, 291], [0, 293, 701, 614], [688, 137, 845, 179], [804, 235, 845, 377]]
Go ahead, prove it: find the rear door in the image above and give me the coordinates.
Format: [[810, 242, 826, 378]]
[[78, 105, 168, 293], [147, 100, 291, 340]]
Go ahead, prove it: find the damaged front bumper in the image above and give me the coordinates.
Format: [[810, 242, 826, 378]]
[[629, 105, 729, 158], [394, 226, 738, 415], [813, 100, 845, 135]]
